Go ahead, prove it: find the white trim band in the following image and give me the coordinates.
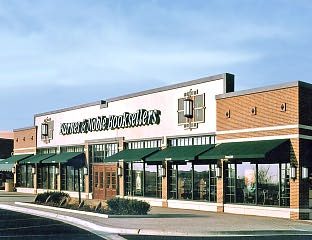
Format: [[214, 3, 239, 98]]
[[216, 134, 312, 144], [217, 124, 312, 136]]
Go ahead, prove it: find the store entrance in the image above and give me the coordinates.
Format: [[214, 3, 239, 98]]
[[93, 164, 117, 200]]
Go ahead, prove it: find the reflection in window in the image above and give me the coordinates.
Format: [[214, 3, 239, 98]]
[[193, 164, 217, 202], [257, 164, 279, 206], [60, 166, 85, 192], [236, 162, 256, 204], [38, 165, 56, 190], [145, 165, 160, 198], [169, 163, 217, 202], [225, 162, 290, 207], [225, 164, 236, 203], [178, 163, 192, 200], [132, 163, 144, 196], [125, 163, 162, 198]]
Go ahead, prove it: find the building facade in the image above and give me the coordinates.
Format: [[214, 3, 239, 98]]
[[9, 73, 312, 220]]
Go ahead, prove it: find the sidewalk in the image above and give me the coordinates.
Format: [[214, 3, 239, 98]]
[[1, 200, 312, 238]]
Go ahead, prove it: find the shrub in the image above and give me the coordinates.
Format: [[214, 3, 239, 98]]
[[48, 191, 70, 205], [34, 191, 70, 206], [34, 192, 51, 204], [106, 197, 150, 215]]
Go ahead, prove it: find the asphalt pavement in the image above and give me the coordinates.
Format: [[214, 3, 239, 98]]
[[1, 191, 312, 239]]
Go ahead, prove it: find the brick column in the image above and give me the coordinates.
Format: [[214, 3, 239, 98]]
[[33, 164, 37, 194], [84, 143, 90, 195], [118, 138, 125, 197], [57, 163, 61, 191], [290, 138, 310, 220], [217, 160, 225, 213], [161, 161, 169, 208], [118, 161, 125, 197]]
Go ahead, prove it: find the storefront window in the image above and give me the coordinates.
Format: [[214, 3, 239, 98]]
[[128, 140, 161, 149], [20, 165, 27, 187], [132, 163, 144, 196], [42, 166, 49, 189], [89, 143, 118, 163], [225, 163, 236, 203], [124, 162, 162, 198], [237, 162, 256, 204], [49, 166, 57, 190], [257, 164, 279, 206], [168, 164, 177, 199], [60, 165, 85, 192], [280, 163, 290, 206], [225, 162, 290, 207], [38, 165, 56, 190], [178, 163, 192, 200], [145, 164, 159, 198], [125, 163, 132, 196], [18, 164, 34, 188], [169, 135, 215, 147], [193, 164, 217, 202]]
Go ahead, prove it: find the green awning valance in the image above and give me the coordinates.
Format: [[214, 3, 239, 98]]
[[3, 154, 33, 164], [19, 154, 56, 164], [104, 148, 160, 162], [198, 139, 289, 161], [41, 152, 85, 168], [145, 145, 214, 162]]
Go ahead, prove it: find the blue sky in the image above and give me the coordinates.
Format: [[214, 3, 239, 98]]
[[1, 0, 312, 130]]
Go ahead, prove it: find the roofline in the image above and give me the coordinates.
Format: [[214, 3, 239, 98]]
[[13, 126, 37, 132], [216, 80, 312, 99], [35, 73, 234, 117]]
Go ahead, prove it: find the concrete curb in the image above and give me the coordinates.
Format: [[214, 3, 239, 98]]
[[15, 202, 110, 218], [2, 203, 312, 237], [0, 204, 138, 235]]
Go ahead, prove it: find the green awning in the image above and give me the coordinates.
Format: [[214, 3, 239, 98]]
[[198, 139, 289, 161], [2, 154, 33, 164], [41, 152, 85, 168], [0, 159, 14, 172], [145, 145, 214, 162], [104, 148, 160, 162], [19, 154, 56, 164]]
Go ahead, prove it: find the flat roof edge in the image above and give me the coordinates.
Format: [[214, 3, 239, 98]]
[[35, 73, 233, 117], [106, 73, 233, 103], [34, 101, 101, 118], [216, 80, 312, 99], [13, 126, 36, 132]]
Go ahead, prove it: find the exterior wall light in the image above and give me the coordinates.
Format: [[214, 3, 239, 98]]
[[117, 166, 123, 176], [183, 98, 193, 118], [83, 167, 88, 175], [11, 167, 15, 174], [159, 166, 166, 177], [32, 167, 36, 174], [216, 166, 222, 178], [302, 167, 309, 179], [41, 123, 48, 136], [290, 166, 296, 179], [55, 167, 59, 175]]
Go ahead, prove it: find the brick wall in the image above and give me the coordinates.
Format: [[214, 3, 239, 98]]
[[217, 87, 299, 135], [216, 84, 312, 220], [13, 127, 36, 154]]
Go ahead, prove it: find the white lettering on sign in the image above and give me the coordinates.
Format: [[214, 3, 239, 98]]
[[60, 109, 161, 135]]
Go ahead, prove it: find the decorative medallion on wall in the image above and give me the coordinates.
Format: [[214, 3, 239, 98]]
[[177, 89, 205, 130], [41, 117, 54, 144]]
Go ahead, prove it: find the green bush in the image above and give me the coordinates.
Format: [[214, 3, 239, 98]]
[[35, 191, 70, 206], [106, 197, 150, 215], [48, 191, 70, 205], [34, 192, 51, 204]]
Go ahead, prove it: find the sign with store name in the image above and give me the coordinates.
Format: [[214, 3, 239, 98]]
[[60, 109, 161, 135]]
